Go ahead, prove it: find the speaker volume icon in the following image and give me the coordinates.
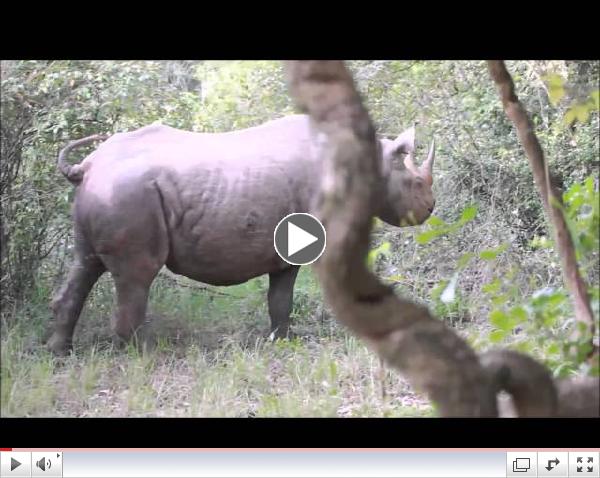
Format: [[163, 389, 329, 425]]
[[36, 457, 52, 471]]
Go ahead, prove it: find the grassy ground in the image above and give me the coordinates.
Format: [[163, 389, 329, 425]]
[[1, 268, 435, 417], [2, 216, 594, 418]]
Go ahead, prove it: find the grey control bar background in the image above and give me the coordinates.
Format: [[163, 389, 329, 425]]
[[59, 451, 505, 477]]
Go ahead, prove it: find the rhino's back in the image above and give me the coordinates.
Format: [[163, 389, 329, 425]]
[[78, 114, 321, 285], [84, 114, 313, 171]]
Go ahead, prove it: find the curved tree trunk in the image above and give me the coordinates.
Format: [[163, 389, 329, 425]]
[[284, 60, 599, 417]]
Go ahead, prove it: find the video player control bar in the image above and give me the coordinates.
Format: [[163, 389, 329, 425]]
[[1, 450, 598, 477]]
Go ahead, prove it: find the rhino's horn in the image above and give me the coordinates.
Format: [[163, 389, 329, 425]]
[[420, 139, 435, 185]]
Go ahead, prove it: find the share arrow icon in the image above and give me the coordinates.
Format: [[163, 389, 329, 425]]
[[546, 458, 560, 471]]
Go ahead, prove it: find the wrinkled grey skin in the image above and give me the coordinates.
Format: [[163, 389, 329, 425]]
[[49, 114, 436, 355]]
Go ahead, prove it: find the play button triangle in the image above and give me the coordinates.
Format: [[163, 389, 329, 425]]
[[274, 213, 326, 266], [288, 221, 318, 257]]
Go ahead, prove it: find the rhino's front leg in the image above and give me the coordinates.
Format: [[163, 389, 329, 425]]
[[268, 266, 300, 339]]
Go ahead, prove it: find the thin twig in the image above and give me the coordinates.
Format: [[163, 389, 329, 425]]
[[487, 61, 596, 359]]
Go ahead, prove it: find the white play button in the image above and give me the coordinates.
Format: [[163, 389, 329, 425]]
[[287, 221, 318, 257], [274, 213, 327, 265]]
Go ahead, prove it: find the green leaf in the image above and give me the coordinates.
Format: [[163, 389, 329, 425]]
[[489, 330, 507, 343], [547, 343, 560, 355], [491, 294, 510, 307], [580, 235, 596, 252], [367, 241, 391, 268], [329, 361, 338, 379], [543, 73, 566, 105], [479, 249, 498, 261], [584, 175, 595, 195], [378, 242, 391, 254], [426, 216, 446, 227], [575, 104, 590, 123], [563, 182, 582, 203], [372, 217, 384, 230], [565, 103, 591, 126], [457, 252, 475, 269], [590, 90, 599, 110], [416, 230, 443, 245], [460, 205, 478, 223], [431, 280, 449, 301], [564, 108, 577, 126], [482, 278, 501, 295], [509, 306, 528, 323], [515, 341, 534, 354], [385, 274, 404, 283], [479, 243, 508, 260], [490, 309, 511, 330], [530, 235, 552, 250], [548, 85, 565, 105], [569, 194, 585, 211]]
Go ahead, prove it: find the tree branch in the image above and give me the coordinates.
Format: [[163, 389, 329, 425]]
[[487, 61, 597, 358]]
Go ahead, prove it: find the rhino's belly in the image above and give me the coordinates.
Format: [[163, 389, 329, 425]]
[[166, 245, 283, 286], [164, 214, 290, 286]]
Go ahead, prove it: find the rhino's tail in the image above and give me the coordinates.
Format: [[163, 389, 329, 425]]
[[58, 134, 109, 185]]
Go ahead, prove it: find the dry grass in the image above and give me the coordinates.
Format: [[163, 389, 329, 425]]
[[1, 269, 433, 418], [1, 328, 432, 418]]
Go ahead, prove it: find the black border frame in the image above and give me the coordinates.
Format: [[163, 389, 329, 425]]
[[2, 418, 599, 447], [2, 12, 598, 452]]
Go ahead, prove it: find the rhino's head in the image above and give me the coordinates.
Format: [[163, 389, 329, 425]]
[[376, 126, 436, 226]]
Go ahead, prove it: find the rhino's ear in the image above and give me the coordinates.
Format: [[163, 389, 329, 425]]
[[390, 126, 416, 155], [380, 127, 415, 171], [379, 138, 400, 177]]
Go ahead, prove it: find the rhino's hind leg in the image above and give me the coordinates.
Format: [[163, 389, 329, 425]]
[[48, 234, 106, 355], [96, 181, 170, 348], [104, 254, 163, 346], [268, 266, 300, 339]]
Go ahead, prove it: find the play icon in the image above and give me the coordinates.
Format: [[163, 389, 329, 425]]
[[287, 221, 318, 256], [0, 452, 31, 476], [274, 213, 326, 265]]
